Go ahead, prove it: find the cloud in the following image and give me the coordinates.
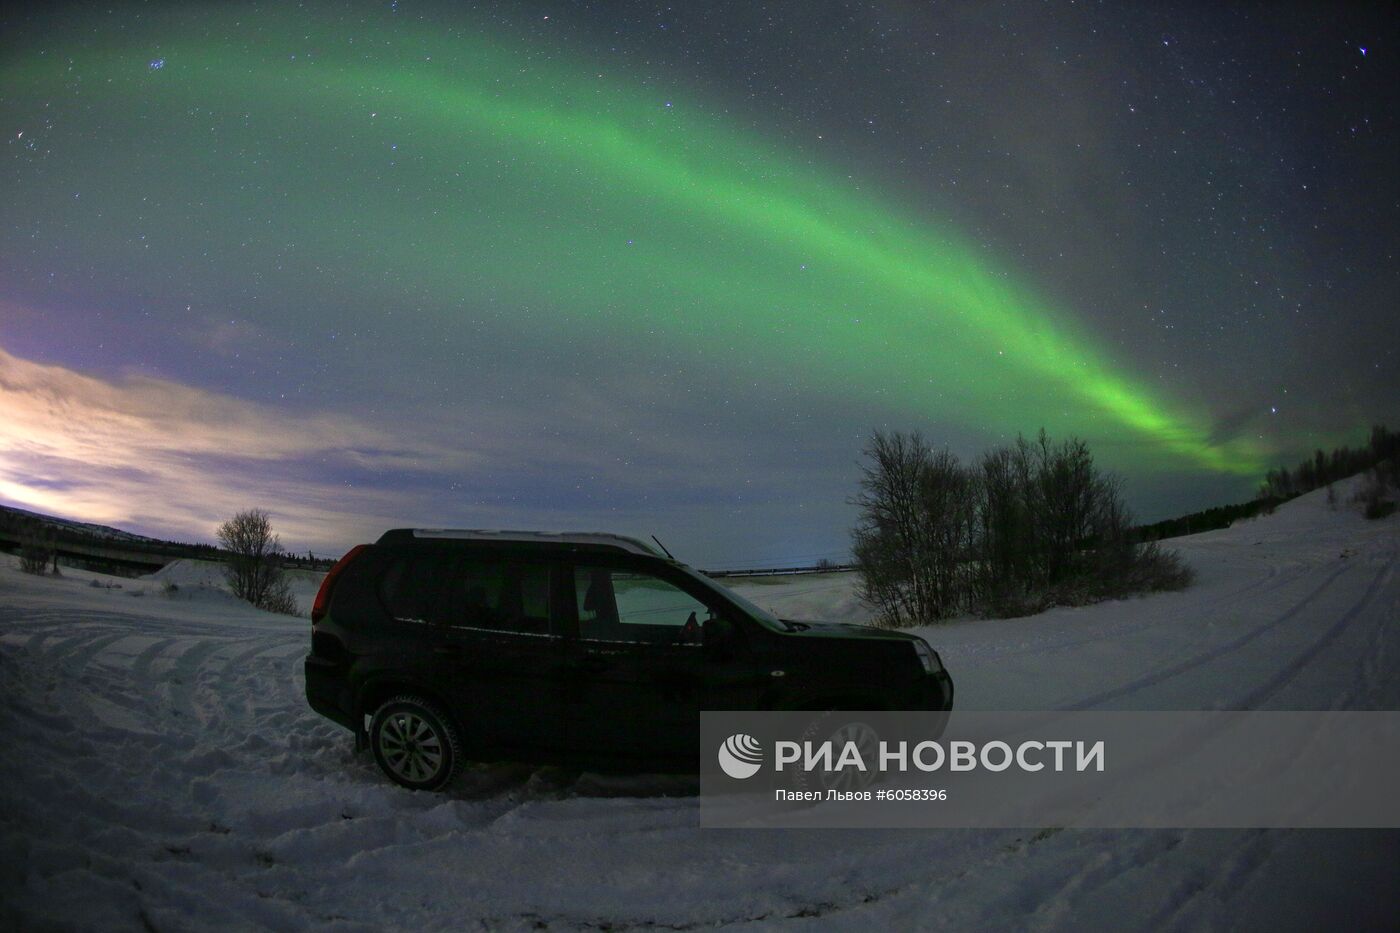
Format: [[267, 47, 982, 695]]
[[0, 344, 475, 549], [0, 339, 867, 563], [190, 315, 275, 358]]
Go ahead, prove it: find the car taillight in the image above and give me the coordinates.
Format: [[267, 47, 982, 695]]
[[312, 544, 368, 625]]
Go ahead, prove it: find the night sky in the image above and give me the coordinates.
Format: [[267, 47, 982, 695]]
[[2, 1, 1396, 566]]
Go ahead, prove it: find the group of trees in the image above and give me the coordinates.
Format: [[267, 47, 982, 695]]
[[1259, 424, 1397, 521], [1137, 424, 1398, 541], [0, 510, 59, 576], [1260, 425, 1398, 501], [1132, 498, 1283, 542], [18, 524, 59, 576], [852, 429, 1191, 627]]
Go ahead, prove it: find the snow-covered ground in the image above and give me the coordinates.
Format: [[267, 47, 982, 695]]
[[1, 480, 1396, 930]]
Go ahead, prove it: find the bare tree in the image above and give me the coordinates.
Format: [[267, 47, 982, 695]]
[[852, 430, 931, 627], [973, 443, 1034, 608], [217, 509, 299, 615], [851, 431, 972, 626], [920, 448, 976, 616], [1027, 431, 1100, 586]]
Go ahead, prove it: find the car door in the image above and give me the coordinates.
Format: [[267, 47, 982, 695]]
[[422, 555, 571, 756], [559, 560, 745, 764]]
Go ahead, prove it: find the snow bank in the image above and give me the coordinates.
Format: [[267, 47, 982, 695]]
[[146, 558, 323, 617]]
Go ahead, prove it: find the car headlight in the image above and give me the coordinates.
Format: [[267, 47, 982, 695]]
[[912, 638, 942, 674]]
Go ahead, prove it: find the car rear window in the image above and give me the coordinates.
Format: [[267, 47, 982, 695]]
[[379, 553, 552, 634]]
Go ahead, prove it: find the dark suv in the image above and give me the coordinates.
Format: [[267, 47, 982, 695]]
[[305, 529, 953, 790]]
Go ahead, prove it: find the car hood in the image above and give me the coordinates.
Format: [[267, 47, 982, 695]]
[[779, 619, 920, 642]]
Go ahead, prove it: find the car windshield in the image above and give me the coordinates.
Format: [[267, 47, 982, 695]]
[[677, 565, 790, 633]]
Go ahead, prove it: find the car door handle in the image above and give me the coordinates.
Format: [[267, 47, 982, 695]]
[[432, 644, 465, 656], [578, 656, 611, 673]]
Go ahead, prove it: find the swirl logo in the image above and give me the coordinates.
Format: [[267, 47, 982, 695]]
[[718, 733, 764, 780]]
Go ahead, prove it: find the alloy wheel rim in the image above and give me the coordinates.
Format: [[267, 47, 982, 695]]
[[821, 721, 879, 793], [379, 711, 444, 783]]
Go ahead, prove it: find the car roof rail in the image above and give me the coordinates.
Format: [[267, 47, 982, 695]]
[[375, 528, 664, 557]]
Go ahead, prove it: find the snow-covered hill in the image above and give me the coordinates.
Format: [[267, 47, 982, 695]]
[[0, 503, 167, 545], [0, 481, 1395, 930]]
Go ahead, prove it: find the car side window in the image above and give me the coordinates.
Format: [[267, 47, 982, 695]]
[[378, 554, 449, 623], [574, 567, 711, 645], [379, 555, 551, 634], [444, 560, 552, 635]]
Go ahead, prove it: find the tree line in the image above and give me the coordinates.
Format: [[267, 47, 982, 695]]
[[1131, 498, 1283, 542], [851, 429, 1191, 626], [1259, 424, 1397, 519]]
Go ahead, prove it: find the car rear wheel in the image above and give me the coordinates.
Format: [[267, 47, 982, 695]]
[[370, 696, 462, 791]]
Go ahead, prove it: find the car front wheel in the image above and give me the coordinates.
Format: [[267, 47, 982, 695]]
[[369, 695, 462, 791], [790, 711, 886, 796]]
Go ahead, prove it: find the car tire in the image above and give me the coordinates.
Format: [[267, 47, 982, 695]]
[[369, 695, 463, 791], [791, 710, 886, 797]]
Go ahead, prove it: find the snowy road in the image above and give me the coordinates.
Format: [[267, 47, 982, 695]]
[[1, 483, 1397, 930]]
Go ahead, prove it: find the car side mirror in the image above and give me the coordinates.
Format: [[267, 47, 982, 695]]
[[703, 616, 739, 659]]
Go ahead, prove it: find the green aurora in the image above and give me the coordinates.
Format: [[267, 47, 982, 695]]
[[4, 10, 1268, 475]]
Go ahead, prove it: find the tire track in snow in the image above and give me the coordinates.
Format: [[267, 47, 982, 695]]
[[165, 637, 236, 732], [1343, 549, 1400, 709], [1236, 550, 1396, 710], [204, 638, 311, 740], [70, 635, 185, 729], [1067, 559, 1355, 710], [1139, 829, 1274, 932], [129, 635, 183, 685], [207, 637, 306, 700], [1022, 829, 1188, 929], [1, 610, 288, 745], [976, 558, 1308, 663], [34, 627, 135, 669], [948, 555, 1309, 674]]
